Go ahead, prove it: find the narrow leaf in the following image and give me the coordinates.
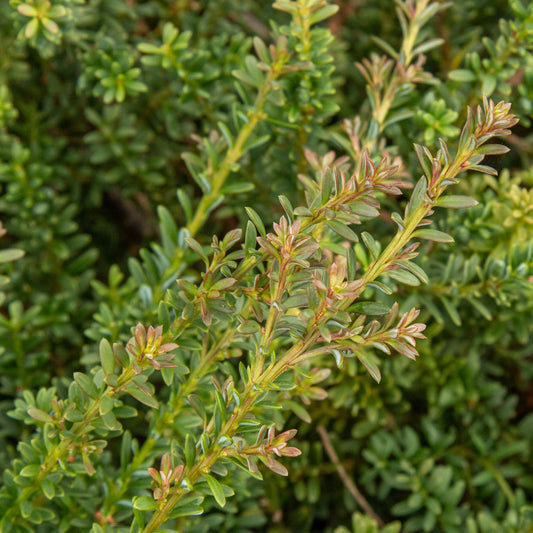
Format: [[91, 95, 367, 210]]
[[204, 474, 226, 507], [413, 229, 454, 243], [436, 195, 478, 209]]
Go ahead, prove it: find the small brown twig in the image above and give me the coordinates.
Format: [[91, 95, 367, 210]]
[[317, 425, 384, 527]]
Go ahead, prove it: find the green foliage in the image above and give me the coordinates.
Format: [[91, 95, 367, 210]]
[[0, 1, 532, 532]]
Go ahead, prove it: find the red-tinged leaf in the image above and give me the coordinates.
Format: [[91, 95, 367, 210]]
[[28, 408, 54, 424], [125, 383, 159, 408], [413, 229, 454, 243], [184, 237, 208, 261], [466, 164, 498, 175], [266, 456, 288, 476], [387, 339, 418, 360], [0, 249, 25, 263], [158, 342, 179, 353], [211, 277, 236, 291], [475, 144, 510, 155], [82, 453, 95, 476], [414, 144, 433, 181], [436, 195, 478, 209], [18, 4, 37, 16], [257, 237, 280, 259], [357, 352, 381, 383], [282, 446, 302, 457]]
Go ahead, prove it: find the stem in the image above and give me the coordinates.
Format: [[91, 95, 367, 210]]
[[2, 355, 166, 528], [317, 425, 384, 526], [150, 53, 288, 305], [99, 324, 242, 523]]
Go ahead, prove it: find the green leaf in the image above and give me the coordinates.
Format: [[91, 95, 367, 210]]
[[40, 478, 55, 500], [188, 394, 207, 423], [413, 229, 454, 243], [406, 177, 428, 217], [99, 339, 115, 375], [357, 352, 381, 383], [204, 474, 226, 507], [99, 395, 114, 415], [74, 372, 99, 399], [285, 400, 311, 423], [185, 237, 208, 262], [120, 430, 132, 473], [436, 195, 478, 209], [177, 188, 193, 223], [133, 496, 157, 511], [125, 383, 159, 409], [439, 296, 461, 326], [361, 232, 380, 260], [327, 220, 358, 242], [167, 495, 205, 518], [352, 301, 390, 315], [309, 4, 339, 24], [245, 207, 266, 237], [0, 249, 25, 263], [27, 407, 54, 424], [448, 69, 477, 82], [221, 182, 255, 194], [113, 343, 130, 368], [184, 433, 196, 469], [101, 410, 121, 430], [20, 464, 41, 477]]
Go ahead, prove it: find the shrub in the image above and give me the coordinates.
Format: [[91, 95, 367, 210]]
[[0, 1, 532, 532]]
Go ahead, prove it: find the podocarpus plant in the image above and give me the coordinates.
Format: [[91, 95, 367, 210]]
[[0, 0, 532, 532]]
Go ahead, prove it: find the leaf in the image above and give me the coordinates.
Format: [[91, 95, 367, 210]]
[[133, 496, 157, 511], [309, 4, 339, 24], [351, 301, 390, 315], [245, 207, 266, 237], [357, 352, 381, 383], [414, 145, 433, 181], [439, 296, 461, 326], [27, 408, 53, 424], [0, 249, 25, 263], [74, 372, 99, 399], [361, 232, 380, 260], [204, 474, 226, 507], [20, 464, 41, 477], [124, 383, 159, 409], [395, 260, 429, 284], [285, 400, 311, 423], [188, 394, 207, 423], [120, 431, 132, 473], [413, 229, 454, 243], [436, 195, 478, 209], [184, 434, 196, 469], [40, 478, 55, 500], [185, 237, 208, 262], [167, 495, 205, 518], [406, 177, 428, 217], [99, 339, 115, 376], [475, 144, 510, 156], [327, 220, 358, 242], [388, 269, 420, 286], [448, 69, 477, 82]]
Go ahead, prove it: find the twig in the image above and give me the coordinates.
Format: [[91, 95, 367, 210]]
[[317, 425, 384, 527]]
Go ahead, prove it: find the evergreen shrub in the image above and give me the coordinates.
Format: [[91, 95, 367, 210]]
[[0, 0, 532, 532]]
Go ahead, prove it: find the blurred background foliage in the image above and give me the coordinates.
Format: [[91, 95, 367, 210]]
[[0, 0, 532, 531]]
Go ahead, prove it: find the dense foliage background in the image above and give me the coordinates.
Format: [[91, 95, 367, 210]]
[[0, 0, 532, 532]]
